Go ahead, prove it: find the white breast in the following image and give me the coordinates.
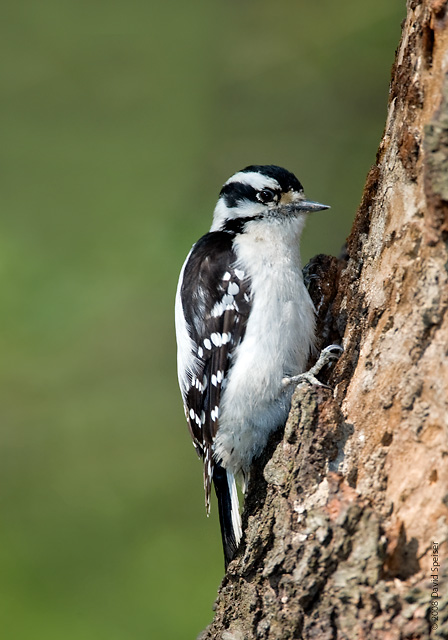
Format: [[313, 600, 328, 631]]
[[215, 216, 316, 475]]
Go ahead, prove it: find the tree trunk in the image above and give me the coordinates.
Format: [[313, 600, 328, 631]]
[[200, 1, 448, 638]]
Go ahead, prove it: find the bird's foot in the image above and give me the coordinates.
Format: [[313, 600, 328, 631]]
[[282, 344, 343, 389]]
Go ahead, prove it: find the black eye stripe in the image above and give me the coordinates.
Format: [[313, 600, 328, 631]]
[[219, 182, 257, 208], [219, 182, 282, 208]]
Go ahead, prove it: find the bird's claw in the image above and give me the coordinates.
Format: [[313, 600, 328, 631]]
[[282, 344, 343, 389]]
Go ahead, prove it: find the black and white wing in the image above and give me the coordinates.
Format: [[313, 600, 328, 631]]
[[175, 230, 252, 512]]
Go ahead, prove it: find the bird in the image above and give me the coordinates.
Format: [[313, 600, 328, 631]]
[[175, 164, 341, 568]]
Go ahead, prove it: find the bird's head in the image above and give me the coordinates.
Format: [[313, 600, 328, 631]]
[[211, 165, 329, 232]]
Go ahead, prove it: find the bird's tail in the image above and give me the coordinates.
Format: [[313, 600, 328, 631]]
[[213, 462, 242, 569]]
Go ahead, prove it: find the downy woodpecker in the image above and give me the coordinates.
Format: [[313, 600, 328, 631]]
[[175, 165, 340, 568]]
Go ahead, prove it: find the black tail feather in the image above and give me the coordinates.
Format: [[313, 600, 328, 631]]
[[213, 462, 238, 569]]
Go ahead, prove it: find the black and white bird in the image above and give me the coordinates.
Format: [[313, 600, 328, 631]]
[[175, 165, 340, 568]]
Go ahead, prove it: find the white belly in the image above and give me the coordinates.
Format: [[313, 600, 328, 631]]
[[214, 218, 316, 475]]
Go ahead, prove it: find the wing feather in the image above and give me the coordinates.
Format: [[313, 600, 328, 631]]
[[179, 231, 251, 511]]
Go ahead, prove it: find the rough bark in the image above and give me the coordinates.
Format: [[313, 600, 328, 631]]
[[200, 1, 448, 638]]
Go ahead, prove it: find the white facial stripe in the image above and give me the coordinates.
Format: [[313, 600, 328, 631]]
[[211, 198, 264, 231], [224, 171, 280, 191]]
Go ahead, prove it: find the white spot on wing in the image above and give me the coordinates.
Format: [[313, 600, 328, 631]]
[[228, 282, 239, 295], [211, 332, 223, 347], [204, 338, 212, 350], [222, 294, 234, 308], [211, 302, 225, 317]]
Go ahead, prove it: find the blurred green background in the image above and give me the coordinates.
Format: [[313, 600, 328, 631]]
[[1, 1, 404, 638]]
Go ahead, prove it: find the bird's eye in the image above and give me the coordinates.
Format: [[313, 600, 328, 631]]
[[257, 188, 276, 204]]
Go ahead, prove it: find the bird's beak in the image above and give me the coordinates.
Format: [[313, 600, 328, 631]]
[[293, 199, 330, 213]]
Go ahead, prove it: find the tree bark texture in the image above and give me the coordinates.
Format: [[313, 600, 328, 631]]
[[200, 1, 448, 638]]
